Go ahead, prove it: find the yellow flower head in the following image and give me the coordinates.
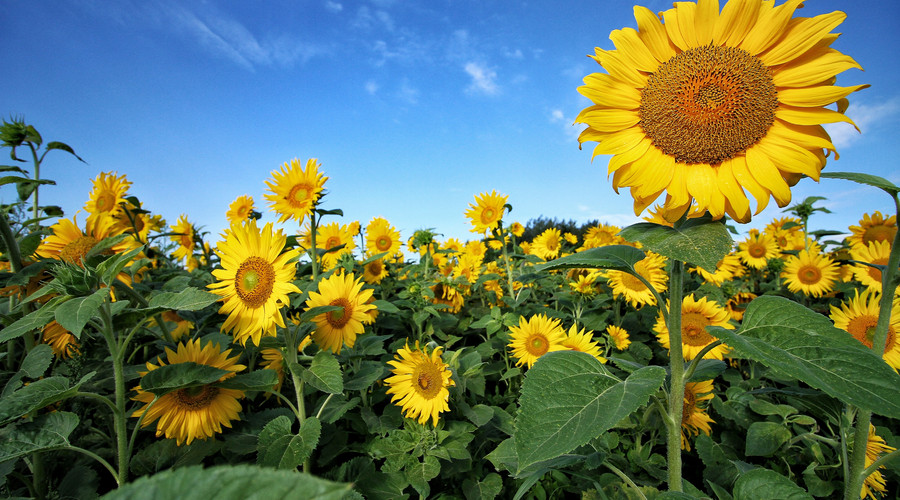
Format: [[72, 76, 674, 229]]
[[681, 380, 715, 451], [42, 321, 80, 359], [848, 211, 897, 250], [690, 253, 743, 286], [607, 251, 668, 307], [850, 240, 895, 295], [315, 221, 357, 271], [36, 213, 139, 267], [510, 221, 525, 237], [362, 257, 389, 284], [84, 171, 131, 220], [583, 223, 623, 248], [726, 292, 757, 322], [830, 289, 900, 371], [562, 324, 606, 363], [575, 0, 865, 223], [385, 342, 455, 426], [860, 424, 897, 500], [606, 325, 631, 351], [226, 195, 255, 223], [531, 228, 562, 261], [169, 215, 196, 264], [305, 272, 376, 353], [465, 190, 508, 234], [781, 249, 840, 298], [264, 158, 327, 224], [569, 272, 600, 296], [655, 295, 734, 361], [366, 217, 402, 258], [737, 229, 779, 269], [508, 314, 567, 368], [431, 282, 464, 314]]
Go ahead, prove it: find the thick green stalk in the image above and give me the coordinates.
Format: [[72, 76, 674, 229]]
[[100, 302, 128, 486], [29, 143, 41, 227], [666, 260, 685, 492], [309, 211, 320, 283]]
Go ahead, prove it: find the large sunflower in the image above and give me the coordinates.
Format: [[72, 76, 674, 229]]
[[681, 380, 715, 451], [207, 220, 301, 346], [606, 251, 668, 307], [848, 211, 897, 250], [225, 195, 255, 223], [365, 217, 402, 258], [131, 339, 245, 446], [84, 171, 131, 220], [385, 342, 455, 426], [305, 272, 376, 353], [508, 314, 567, 368], [860, 424, 896, 500], [781, 249, 839, 297], [829, 290, 900, 371], [36, 213, 139, 266], [575, 0, 865, 223], [465, 190, 508, 234], [655, 295, 734, 360], [850, 240, 895, 295], [736, 229, 779, 269], [264, 158, 327, 224]]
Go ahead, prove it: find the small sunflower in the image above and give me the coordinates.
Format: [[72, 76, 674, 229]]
[[305, 272, 376, 353], [465, 190, 508, 234], [860, 424, 897, 500], [362, 257, 389, 284], [655, 295, 733, 361], [510, 222, 525, 237], [575, 0, 866, 222], [225, 195, 255, 223], [264, 158, 327, 224], [131, 339, 245, 446], [431, 282, 464, 314], [259, 348, 285, 394], [851, 241, 895, 295], [606, 251, 668, 307], [569, 272, 600, 296], [508, 314, 567, 368], [385, 342, 455, 426], [207, 220, 301, 346], [530, 228, 563, 261], [42, 321, 80, 359], [169, 215, 196, 264], [781, 249, 840, 298], [681, 380, 715, 451], [848, 211, 897, 250], [691, 253, 743, 286], [561, 324, 606, 363], [365, 217, 402, 258], [582, 223, 624, 248], [84, 171, 131, 220], [830, 290, 900, 371], [36, 213, 139, 266], [156, 310, 195, 342], [737, 229, 779, 270], [606, 325, 631, 351], [726, 292, 757, 322], [314, 222, 357, 271]]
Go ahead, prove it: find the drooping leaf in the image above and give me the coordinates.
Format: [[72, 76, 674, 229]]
[[407, 455, 441, 498], [732, 468, 813, 500], [708, 296, 900, 418], [821, 171, 899, 196], [343, 361, 384, 391], [514, 351, 666, 473], [0, 411, 79, 462], [619, 217, 733, 271], [45, 141, 86, 162], [0, 374, 92, 425], [257, 415, 321, 469], [215, 370, 278, 392], [463, 472, 503, 500], [301, 350, 343, 394], [54, 287, 108, 338], [2, 344, 54, 397], [533, 245, 645, 273], [0, 295, 66, 343], [139, 362, 229, 397], [147, 288, 221, 311], [372, 299, 400, 314], [96, 244, 145, 285]]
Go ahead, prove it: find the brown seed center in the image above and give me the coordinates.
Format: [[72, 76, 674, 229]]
[[235, 256, 276, 308]]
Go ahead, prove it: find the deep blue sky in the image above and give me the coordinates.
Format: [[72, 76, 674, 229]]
[[2, 0, 898, 247]]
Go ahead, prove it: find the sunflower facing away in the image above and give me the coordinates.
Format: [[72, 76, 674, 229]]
[[385, 342, 455, 426], [606, 251, 668, 307], [169, 215, 196, 264], [848, 211, 897, 250], [860, 424, 896, 500], [225, 195, 255, 223], [42, 321, 80, 359], [465, 190, 508, 234], [562, 323, 607, 363], [681, 380, 715, 451], [508, 314, 567, 368], [736, 229, 779, 269], [207, 220, 301, 346], [84, 171, 131, 221], [365, 217, 402, 258], [607, 325, 632, 351], [575, 0, 865, 223], [264, 158, 328, 224], [131, 339, 246, 446], [655, 295, 734, 360], [829, 289, 900, 371], [781, 249, 840, 298], [305, 271, 376, 353]]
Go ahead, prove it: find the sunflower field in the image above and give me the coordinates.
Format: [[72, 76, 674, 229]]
[[2, 1, 899, 499]]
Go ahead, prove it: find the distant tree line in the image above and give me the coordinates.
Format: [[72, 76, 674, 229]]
[[519, 216, 602, 242]]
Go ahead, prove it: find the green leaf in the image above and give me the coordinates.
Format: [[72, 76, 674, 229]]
[[54, 288, 107, 338], [463, 472, 503, 500], [19, 343, 53, 379], [45, 141, 86, 163], [257, 415, 321, 469], [744, 422, 791, 457], [821, 171, 899, 196], [372, 299, 400, 314], [0, 374, 92, 425], [302, 351, 343, 394], [130, 438, 222, 476], [215, 370, 278, 392], [0, 295, 66, 343], [687, 359, 727, 383], [0, 412, 79, 462], [100, 464, 350, 500], [96, 244, 145, 285], [300, 305, 343, 322], [708, 296, 900, 418], [343, 361, 384, 391], [514, 351, 666, 473], [147, 288, 221, 311], [732, 468, 813, 500], [139, 362, 229, 397], [533, 245, 645, 273], [406, 455, 441, 499], [619, 217, 733, 271], [485, 438, 517, 473]]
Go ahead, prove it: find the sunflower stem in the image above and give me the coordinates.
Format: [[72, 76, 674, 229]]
[[665, 259, 685, 492], [683, 340, 723, 382], [309, 210, 320, 283], [603, 460, 648, 500], [100, 300, 129, 486]]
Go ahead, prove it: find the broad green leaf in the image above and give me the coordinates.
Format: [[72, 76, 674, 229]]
[[485, 438, 517, 473], [215, 370, 278, 392], [84, 234, 129, 261], [745, 422, 791, 457], [732, 468, 813, 500], [514, 351, 666, 473], [54, 288, 107, 338], [695, 434, 740, 489], [687, 359, 727, 383], [708, 296, 900, 418], [130, 437, 221, 476], [619, 217, 733, 271], [257, 415, 322, 469], [139, 362, 229, 397], [45, 141, 86, 162], [300, 305, 343, 322], [0, 373, 93, 425], [20, 343, 53, 379], [101, 464, 350, 500], [0, 412, 79, 462], [96, 244, 145, 285], [533, 245, 645, 273], [147, 288, 220, 311], [372, 299, 400, 314], [406, 455, 441, 499], [463, 472, 503, 500], [821, 171, 899, 196], [302, 350, 343, 394], [344, 361, 384, 391], [0, 295, 66, 343]]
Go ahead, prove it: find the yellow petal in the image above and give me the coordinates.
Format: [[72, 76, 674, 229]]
[[635, 6, 676, 62], [592, 48, 647, 88], [633, 151, 676, 199], [754, 135, 822, 180], [667, 162, 691, 207], [575, 108, 640, 132], [587, 128, 647, 158], [693, 0, 720, 47], [773, 48, 862, 87], [610, 27, 659, 73], [608, 137, 653, 175], [769, 119, 837, 159], [579, 73, 642, 108], [663, 7, 690, 51], [713, 0, 761, 46], [775, 104, 860, 131], [716, 161, 751, 222], [633, 188, 665, 216], [739, 0, 804, 56], [745, 145, 792, 206], [758, 11, 845, 66], [777, 84, 869, 108], [730, 155, 771, 214], [685, 163, 716, 211]]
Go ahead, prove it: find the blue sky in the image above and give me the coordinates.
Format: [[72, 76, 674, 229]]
[[2, 0, 898, 249]]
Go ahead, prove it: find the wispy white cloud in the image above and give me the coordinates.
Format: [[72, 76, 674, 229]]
[[550, 108, 583, 142], [397, 79, 419, 104], [324, 1, 343, 13], [364, 80, 379, 95], [824, 96, 900, 148], [353, 6, 394, 32], [464, 62, 499, 95]]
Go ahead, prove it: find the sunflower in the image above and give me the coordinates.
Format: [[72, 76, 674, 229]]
[[691, 253, 743, 286], [169, 215, 196, 264], [848, 211, 897, 250], [84, 171, 131, 220], [569, 272, 600, 296], [264, 158, 327, 224], [726, 292, 757, 322], [530, 228, 562, 261], [575, 0, 865, 223], [155, 310, 195, 342], [305, 272, 376, 353], [385, 342, 455, 426], [465, 190, 508, 234], [583, 223, 624, 248], [681, 380, 715, 451], [606, 251, 668, 307], [42, 321, 80, 359], [860, 424, 897, 500], [362, 257, 389, 284], [453, 253, 483, 285], [510, 222, 525, 237], [431, 282, 464, 314], [207, 220, 301, 346], [36, 213, 139, 266], [850, 240, 895, 295], [259, 348, 285, 394], [508, 314, 567, 368], [736, 229, 779, 269], [131, 339, 245, 446], [562, 324, 606, 363], [655, 295, 733, 360], [780, 249, 839, 297], [829, 290, 900, 371], [365, 217, 402, 258], [314, 221, 356, 271], [225, 195, 255, 223], [112, 200, 165, 246], [606, 325, 631, 351]]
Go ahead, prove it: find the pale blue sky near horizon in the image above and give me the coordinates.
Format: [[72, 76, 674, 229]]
[[1, 0, 898, 252]]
